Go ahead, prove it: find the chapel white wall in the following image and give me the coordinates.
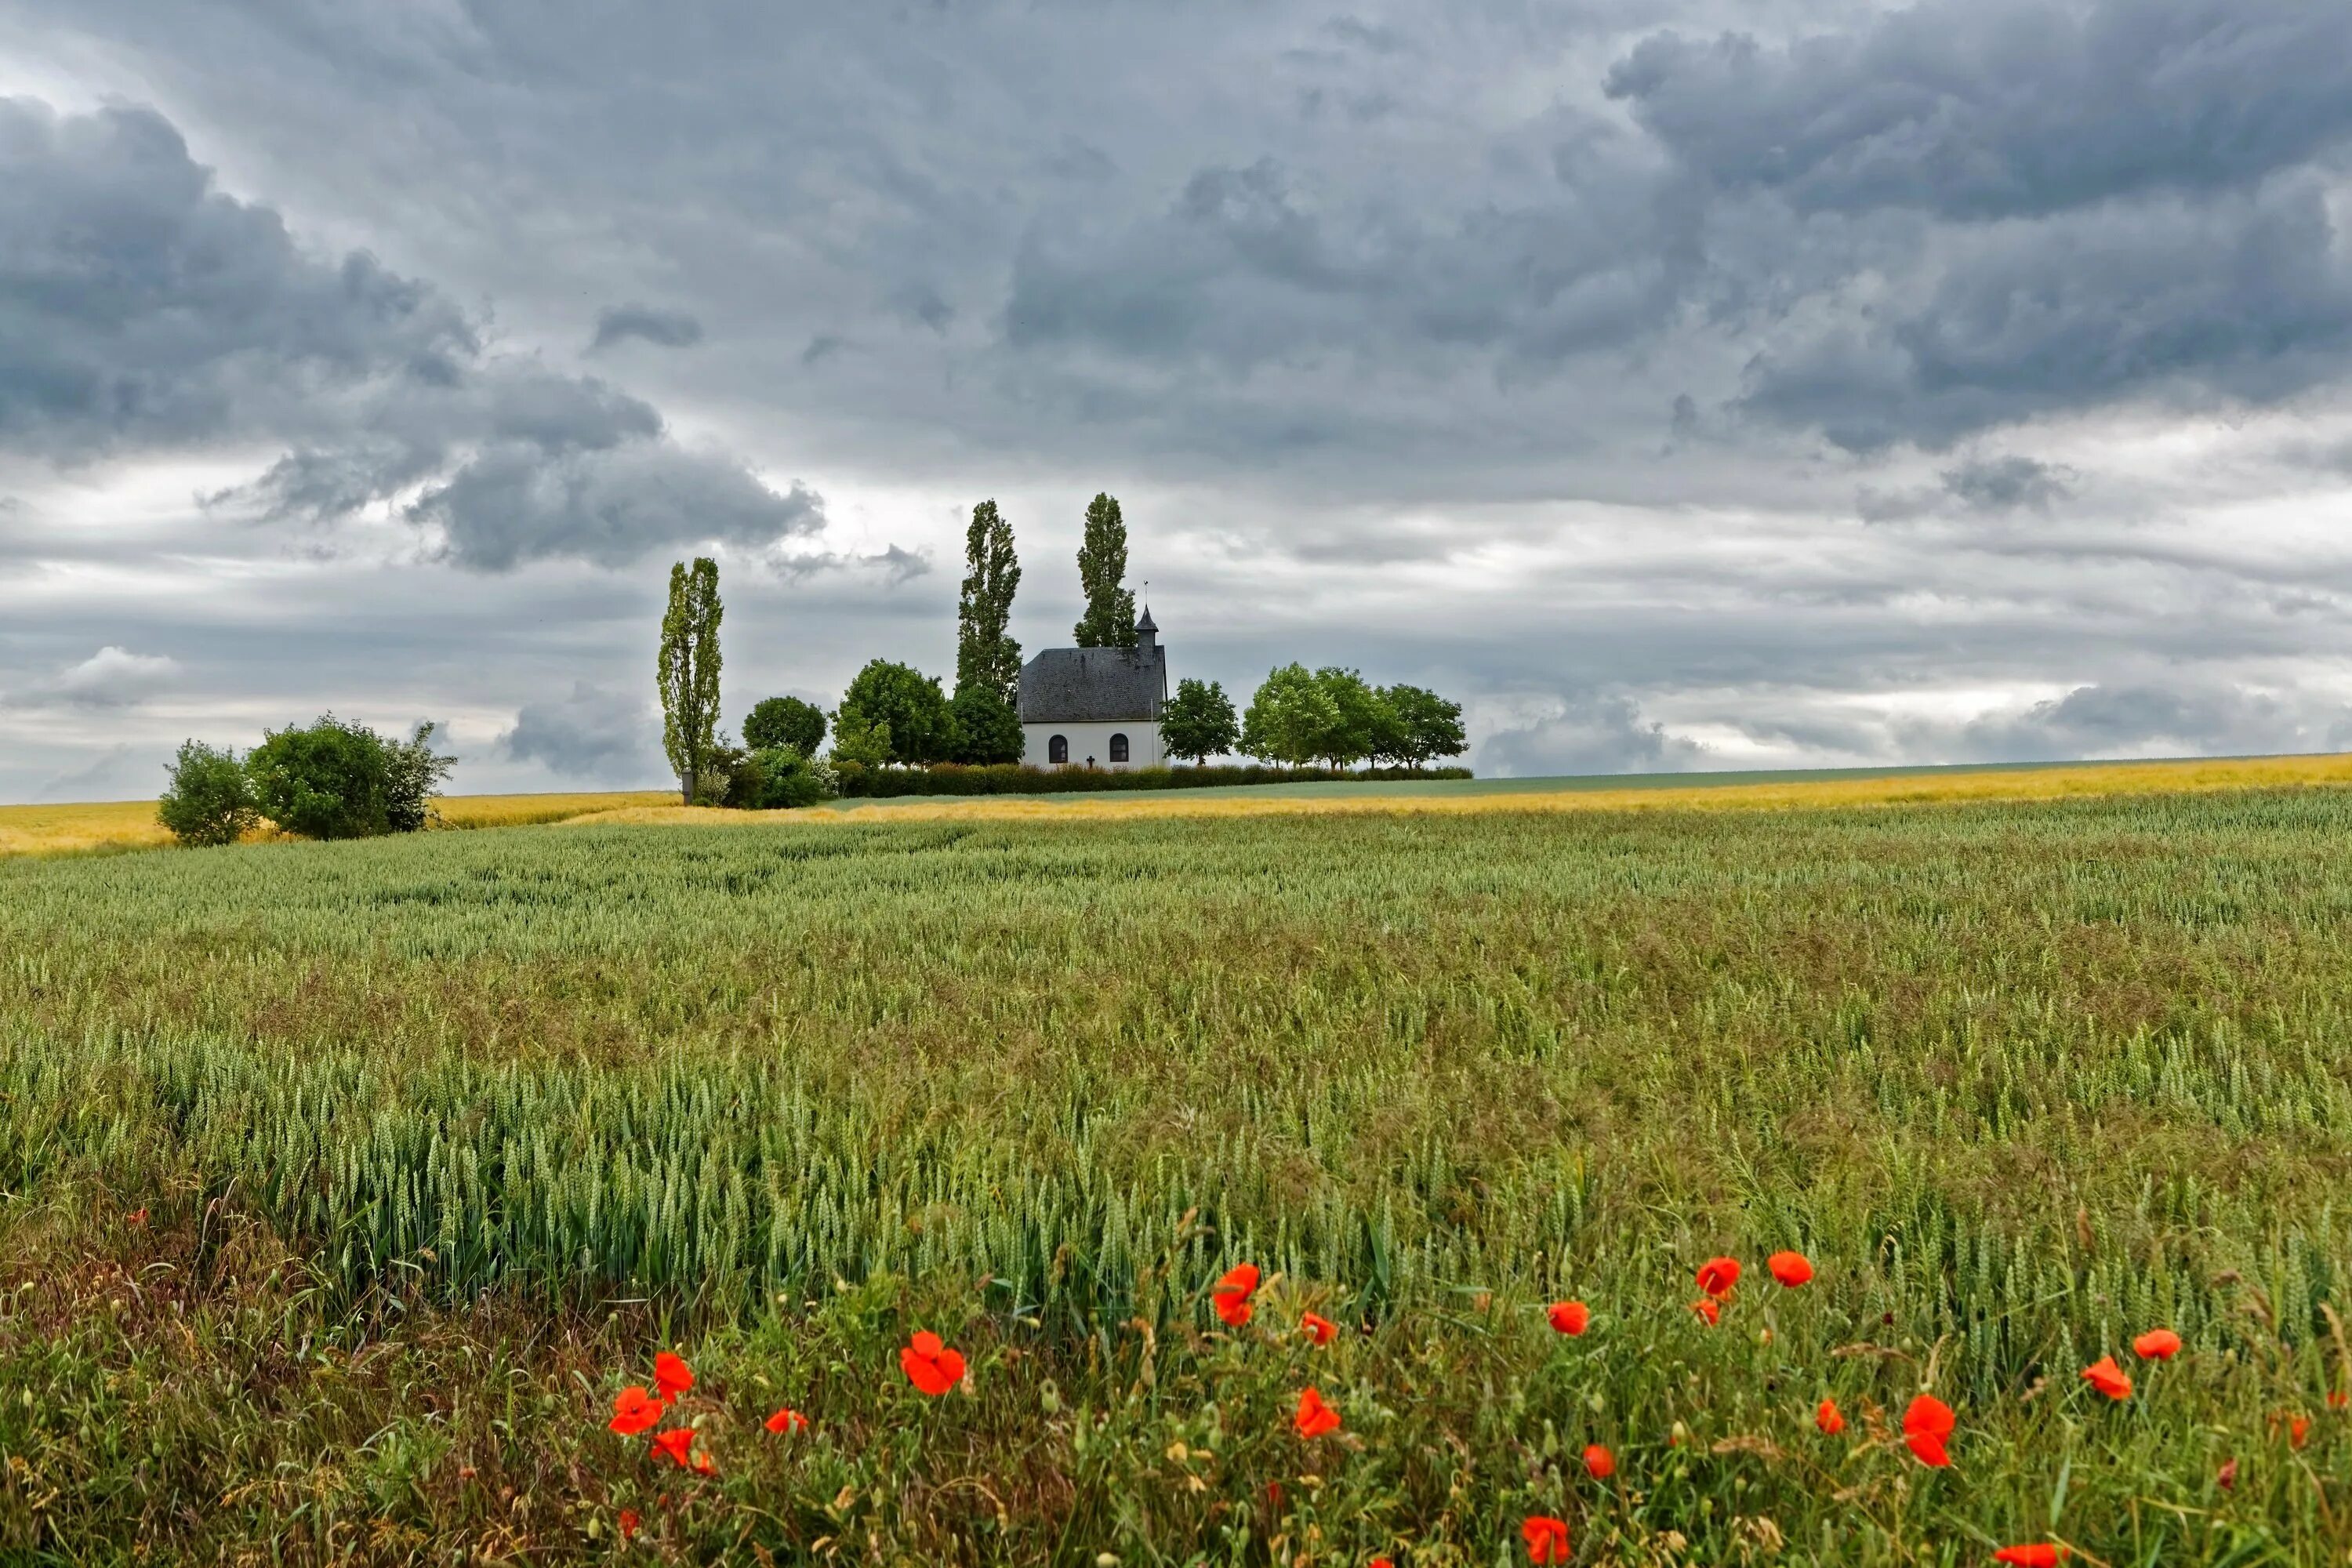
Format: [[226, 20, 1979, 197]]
[[1022, 720, 1164, 771]]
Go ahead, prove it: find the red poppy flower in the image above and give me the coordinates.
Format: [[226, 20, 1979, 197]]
[[1766, 1250, 1813, 1288], [1695, 1257, 1740, 1298], [2131, 1328, 2181, 1361], [1294, 1387, 1341, 1439], [1301, 1312, 1338, 1346], [2330, 1391, 2348, 1410], [2216, 1457, 2238, 1490], [1816, 1397, 1845, 1436], [1370, 1559, 1393, 1568], [653, 1351, 694, 1401], [608, 1385, 666, 1436], [650, 1428, 695, 1468], [2290, 1415, 2310, 1449], [1993, 1545, 2068, 1566], [2080, 1356, 2132, 1401], [618, 1509, 641, 1542], [691, 1450, 718, 1475], [1548, 1300, 1590, 1336], [1582, 1443, 1615, 1479], [1212, 1264, 1261, 1327], [1522, 1515, 1570, 1566], [1690, 1298, 1721, 1326], [764, 1406, 809, 1435], [900, 1330, 966, 1396], [1902, 1394, 1955, 1468], [125, 1208, 148, 1226]]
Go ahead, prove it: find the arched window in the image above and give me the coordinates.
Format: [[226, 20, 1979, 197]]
[[1109, 732, 1130, 763], [1048, 734, 1069, 764]]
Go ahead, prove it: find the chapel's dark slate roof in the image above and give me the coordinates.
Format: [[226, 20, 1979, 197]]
[[1018, 644, 1165, 723]]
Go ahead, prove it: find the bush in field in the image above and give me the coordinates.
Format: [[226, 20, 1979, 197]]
[[157, 740, 259, 847], [948, 685, 1023, 765], [245, 716, 455, 839], [750, 746, 835, 808], [742, 695, 826, 757], [702, 738, 758, 808]]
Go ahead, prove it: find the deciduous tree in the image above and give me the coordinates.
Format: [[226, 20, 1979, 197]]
[[1072, 492, 1137, 648], [1240, 663, 1340, 768], [658, 557, 724, 804], [157, 740, 257, 847], [949, 685, 1024, 764], [840, 659, 955, 764], [1161, 677, 1240, 764], [956, 500, 1023, 703], [1385, 684, 1467, 769], [744, 695, 826, 757]]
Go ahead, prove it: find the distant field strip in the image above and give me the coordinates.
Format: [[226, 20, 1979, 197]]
[[0, 789, 677, 856], [566, 751, 2352, 829], [12, 757, 2352, 855]]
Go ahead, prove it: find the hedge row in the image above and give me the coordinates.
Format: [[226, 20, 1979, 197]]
[[833, 762, 1473, 798]]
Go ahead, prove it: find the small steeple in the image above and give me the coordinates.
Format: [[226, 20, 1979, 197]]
[[1134, 602, 1158, 652]]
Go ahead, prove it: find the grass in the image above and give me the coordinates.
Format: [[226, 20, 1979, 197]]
[[1, 777, 2349, 1561]]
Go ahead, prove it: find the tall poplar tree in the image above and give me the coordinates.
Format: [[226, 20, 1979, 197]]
[[955, 499, 1022, 703], [1072, 492, 1138, 648], [658, 556, 724, 804]]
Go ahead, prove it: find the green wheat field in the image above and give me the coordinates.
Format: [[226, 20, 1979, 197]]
[[2, 784, 2348, 1563]]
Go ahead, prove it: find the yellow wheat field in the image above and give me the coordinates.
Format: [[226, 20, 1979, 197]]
[[0, 790, 677, 858], [564, 752, 2352, 829], [12, 758, 2352, 856]]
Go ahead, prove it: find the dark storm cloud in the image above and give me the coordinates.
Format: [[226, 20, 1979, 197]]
[[589, 304, 705, 353], [1605, 0, 2352, 220], [1940, 456, 2074, 514], [2, 96, 827, 568], [499, 681, 664, 782], [1949, 681, 2328, 762], [1858, 454, 2076, 521], [0, 98, 474, 458], [1740, 180, 2352, 450], [1003, 151, 1689, 376], [1477, 692, 1711, 778], [409, 444, 822, 571]]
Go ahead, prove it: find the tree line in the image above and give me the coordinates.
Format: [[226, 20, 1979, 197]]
[[656, 490, 1466, 804]]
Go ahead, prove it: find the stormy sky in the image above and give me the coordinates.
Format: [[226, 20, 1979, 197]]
[[5, 0, 2352, 800]]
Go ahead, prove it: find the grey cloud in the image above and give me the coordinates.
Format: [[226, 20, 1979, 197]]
[[1947, 680, 2328, 762], [34, 744, 141, 801], [588, 303, 705, 352], [499, 681, 663, 782], [864, 544, 931, 586], [1940, 456, 2074, 514], [0, 97, 475, 459], [1606, 0, 2352, 220], [1744, 180, 2352, 449], [8, 645, 183, 708], [1859, 454, 2076, 521], [7, 96, 822, 568], [1477, 692, 1711, 779], [1004, 152, 1686, 376], [408, 443, 824, 571]]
